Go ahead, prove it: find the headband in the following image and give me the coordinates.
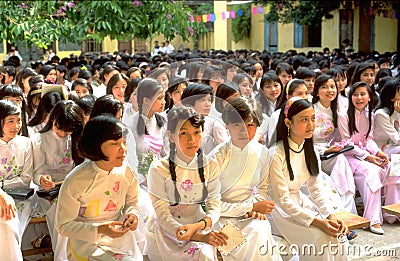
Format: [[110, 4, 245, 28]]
[[285, 78, 299, 95], [30, 89, 42, 95], [284, 96, 303, 118]]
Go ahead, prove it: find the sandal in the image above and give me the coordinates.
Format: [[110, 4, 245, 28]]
[[31, 233, 52, 248], [346, 230, 358, 240]]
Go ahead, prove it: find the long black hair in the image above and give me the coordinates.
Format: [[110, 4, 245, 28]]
[[0, 100, 21, 138], [136, 78, 166, 136], [276, 98, 319, 180], [40, 100, 85, 165], [312, 74, 339, 128], [375, 78, 400, 116], [167, 106, 206, 206], [258, 72, 282, 116], [0, 84, 29, 137], [347, 81, 374, 138]]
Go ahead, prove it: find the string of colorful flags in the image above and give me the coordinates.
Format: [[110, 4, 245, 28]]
[[369, 7, 400, 19], [189, 5, 400, 23], [189, 5, 271, 23]]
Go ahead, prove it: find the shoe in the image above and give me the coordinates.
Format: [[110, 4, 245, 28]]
[[369, 225, 384, 235], [31, 233, 52, 248], [346, 230, 358, 240]]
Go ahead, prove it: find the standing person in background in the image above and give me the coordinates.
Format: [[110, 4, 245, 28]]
[[159, 42, 167, 54], [166, 40, 175, 54], [5, 45, 23, 63], [154, 40, 161, 55]]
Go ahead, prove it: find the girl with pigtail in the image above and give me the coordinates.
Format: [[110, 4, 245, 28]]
[[146, 106, 227, 261], [126, 78, 168, 183]]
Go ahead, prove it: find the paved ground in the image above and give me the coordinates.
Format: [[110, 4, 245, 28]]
[[347, 222, 399, 260], [24, 222, 399, 261]]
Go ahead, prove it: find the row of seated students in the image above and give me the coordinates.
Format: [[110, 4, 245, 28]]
[[0, 53, 399, 260]]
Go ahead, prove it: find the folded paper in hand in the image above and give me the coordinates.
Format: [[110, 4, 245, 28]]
[[217, 220, 247, 256]]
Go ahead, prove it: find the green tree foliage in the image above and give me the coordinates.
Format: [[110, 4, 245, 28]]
[[0, 0, 207, 49], [231, 4, 252, 43], [257, 0, 399, 26], [255, 0, 340, 25]]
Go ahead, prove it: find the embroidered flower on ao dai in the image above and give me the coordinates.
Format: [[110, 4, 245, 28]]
[[181, 179, 193, 192]]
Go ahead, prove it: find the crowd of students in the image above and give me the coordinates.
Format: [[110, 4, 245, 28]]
[[0, 46, 400, 261]]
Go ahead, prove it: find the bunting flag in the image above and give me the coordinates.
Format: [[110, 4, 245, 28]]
[[186, 4, 400, 25], [383, 10, 388, 18], [211, 13, 216, 22], [188, 5, 399, 24]]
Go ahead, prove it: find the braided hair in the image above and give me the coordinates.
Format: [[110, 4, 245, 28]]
[[136, 78, 166, 135], [167, 106, 206, 206]]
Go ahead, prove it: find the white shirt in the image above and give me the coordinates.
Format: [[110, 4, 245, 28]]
[[0, 136, 33, 189], [92, 83, 106, 98], [374, 108, 400, 148], [148, 154, 221, 236], [32, 130, 75, 186], [216, 140, 270, 217], [269, 139, 334, 226]]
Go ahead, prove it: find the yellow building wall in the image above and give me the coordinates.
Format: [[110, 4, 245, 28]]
[[56, 41, 81, 59], [276, 11, 340, 53], [102, 36, 118, 53], [214, 1, 229, 50], [198, 31, 215, 51], [278, 23, 294, 51], [250, 9, 265, 50], [232, 36, 250, 50], [374, 16, 398, 52], [321, 10, 339, 50]]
